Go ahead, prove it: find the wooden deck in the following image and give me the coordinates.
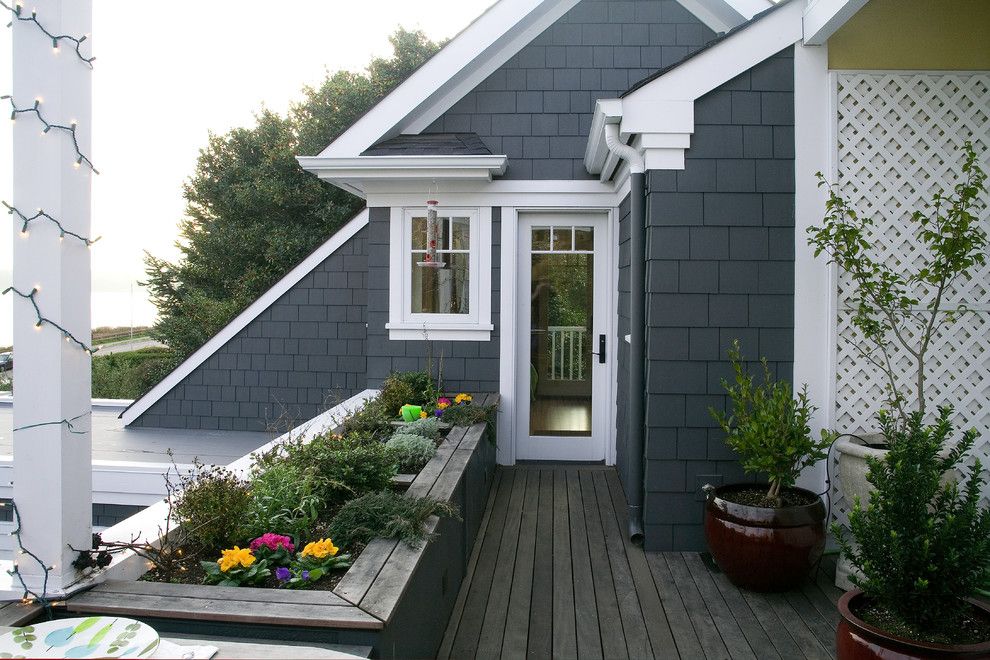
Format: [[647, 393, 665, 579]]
[[440, 465, 843, 659]]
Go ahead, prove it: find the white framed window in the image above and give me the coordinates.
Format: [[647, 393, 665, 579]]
[[387, 206, 493, 341]]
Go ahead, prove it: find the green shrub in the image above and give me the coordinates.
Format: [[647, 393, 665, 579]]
[[400, 417, 443, 440], [836, 407, 990, 638], [172, 462, 251, 554], [386, 433, 437, 473], [287, 433, 397, 506], [709, 340, 833, 505], [92, 347, 176, 399], [244, 462, 330, 542], [327, 491, 458, 548], [341, 400, 394, 440]]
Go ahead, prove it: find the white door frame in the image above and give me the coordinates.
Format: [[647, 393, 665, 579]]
[[498, 206, 619, 466]]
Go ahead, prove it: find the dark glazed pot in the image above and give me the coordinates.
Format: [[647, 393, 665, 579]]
[[704, 483, 825, 592], [837, 590, 990, 659]]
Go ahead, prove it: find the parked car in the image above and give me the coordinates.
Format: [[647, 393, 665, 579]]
[[0, 353, 11, 372]]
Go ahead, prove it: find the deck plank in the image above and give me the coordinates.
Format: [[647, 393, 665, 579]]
[[682, 554, 759, 660], [645, 552, 706, 660], [450, 469, 517, 658], [475, 468, 529, 659], [734, 588, 809, 660], [527, 470, 554, 659], [551, 469, 577, 660], [664, 552, 731, 659], [438, 469, 503, 660], [604, 470, 677, 658], [0, 601, 42, 627], [501, 470, 540, 658], [703, 565, 784, 660], [566, 469, 603, 660], [785, 590, 838, 654], [592, 470, 652, 659], [579, 470, 626, 659], [762, 592, 832, 660]]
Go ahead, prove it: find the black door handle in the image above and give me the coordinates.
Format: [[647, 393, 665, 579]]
[[598, 334, 606, 364]]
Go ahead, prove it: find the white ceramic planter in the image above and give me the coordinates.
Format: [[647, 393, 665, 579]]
[[834, 434, 888, 591]]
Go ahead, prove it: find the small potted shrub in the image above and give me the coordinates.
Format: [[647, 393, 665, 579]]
[[807, 143, 987, 588], [835, 407, 990, 658], [706, 341, 833, 592]]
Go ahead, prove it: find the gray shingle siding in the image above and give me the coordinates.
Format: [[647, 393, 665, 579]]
[[640, 48, 795, 551], [130, 228, 370, 431], [427, 0, 715, 179], [364, 208, 501, 393]]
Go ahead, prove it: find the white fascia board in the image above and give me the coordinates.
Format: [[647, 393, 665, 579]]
[[317, 0, 580, 158], [120, 209, 371, 426], [620, 100, 694, 135], [584, 99, 623, 179], [625, 0, 804, 104], [803, 0, 869, 45], [676, 0, 747, 33], [298, 155, 509, 197]]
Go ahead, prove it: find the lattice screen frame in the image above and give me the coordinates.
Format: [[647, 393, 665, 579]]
[[830, 71, 990, 528]]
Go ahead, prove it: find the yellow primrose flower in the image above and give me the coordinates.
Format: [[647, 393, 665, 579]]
[[419, 411, 428, 418], [454, 393, 472, 404], [302, 538, 339, 559], [218, 546, 255, 572]]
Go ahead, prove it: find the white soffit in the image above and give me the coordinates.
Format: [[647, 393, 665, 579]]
[[803, 0, 870, 45], [586, 0, 804, 178], [318, 0, 581, 158], [120, 209, 371, 426], [676, 0, 775, 34]]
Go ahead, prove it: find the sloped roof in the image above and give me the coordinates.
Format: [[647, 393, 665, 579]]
[[361, 133, 492, 156]]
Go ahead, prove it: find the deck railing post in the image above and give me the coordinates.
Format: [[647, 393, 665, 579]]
[[10, 0, 94, 596]]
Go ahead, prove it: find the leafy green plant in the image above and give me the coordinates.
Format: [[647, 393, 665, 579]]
[[172, 461, 251, 554], [808, 142, 987, 422], [710, 341, 833, 505], [201, 546, 270, 587], [286, 432, 397, 506], [399, 416, 443, 440], [835, 407, 990, 637], [244, 461, 329, 542], [91, 347, 176, 399], [327, 491, 459, 548], [386, 433, 437, 473], [439, 401, 499, 444]]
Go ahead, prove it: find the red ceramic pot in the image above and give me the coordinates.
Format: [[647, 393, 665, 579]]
[[837, 590, 990, 659], [704, 483, 825, 592]]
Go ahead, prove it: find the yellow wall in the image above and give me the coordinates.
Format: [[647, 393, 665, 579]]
[[828, 0, 990, 70]]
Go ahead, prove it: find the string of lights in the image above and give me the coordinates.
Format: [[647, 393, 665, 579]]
[[3, 201, 101, 246], [0, 0, 94, 68], [2, 95, 98, 173], [3, 501, 53, 611], [12, 411, 90, 435], [2, 287, 97, 355]]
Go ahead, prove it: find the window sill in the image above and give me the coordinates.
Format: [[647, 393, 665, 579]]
[[386, 322, 494, 342]]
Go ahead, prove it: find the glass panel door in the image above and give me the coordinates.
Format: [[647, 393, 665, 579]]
[[517, 213, 609, 462], [529, 225, 594, 436]]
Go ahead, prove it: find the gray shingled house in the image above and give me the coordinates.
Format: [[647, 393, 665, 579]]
[[120, 0, 990, 551]]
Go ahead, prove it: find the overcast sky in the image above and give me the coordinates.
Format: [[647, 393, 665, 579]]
[[0, 0, 492, 346]]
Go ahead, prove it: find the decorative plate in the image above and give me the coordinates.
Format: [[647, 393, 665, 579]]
[[0, 616, 159, 658]]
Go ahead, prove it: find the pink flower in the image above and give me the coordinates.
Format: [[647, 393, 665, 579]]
[[249, 533, 295, 554]]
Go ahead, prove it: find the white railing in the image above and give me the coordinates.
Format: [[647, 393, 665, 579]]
[[548, 326, 587, 381]]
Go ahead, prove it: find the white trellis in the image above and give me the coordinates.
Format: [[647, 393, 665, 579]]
[[831, 72, 990, 525]]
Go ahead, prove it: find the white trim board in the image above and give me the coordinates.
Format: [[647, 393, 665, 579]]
[[803, 0, 870, 45], [120, 209, 370, 426]]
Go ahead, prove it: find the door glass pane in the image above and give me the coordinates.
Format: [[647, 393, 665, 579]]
[[529, 226, 593, 436]]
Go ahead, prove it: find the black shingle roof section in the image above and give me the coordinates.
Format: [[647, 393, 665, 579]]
[[361, 133, 493, 156], [621, 0, 793, 98]]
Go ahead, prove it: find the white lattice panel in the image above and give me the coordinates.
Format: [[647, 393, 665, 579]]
[[832, 72, 990, 524]]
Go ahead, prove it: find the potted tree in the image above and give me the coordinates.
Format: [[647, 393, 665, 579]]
[[835, 407, 990, 658], [705, 342, 834, 592], [807, 142, 988, 588]]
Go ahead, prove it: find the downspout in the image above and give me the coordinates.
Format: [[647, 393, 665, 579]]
[[604, 123, 646, 544]]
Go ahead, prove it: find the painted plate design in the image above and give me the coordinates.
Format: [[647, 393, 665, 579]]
[[0, 616, 159, 658]]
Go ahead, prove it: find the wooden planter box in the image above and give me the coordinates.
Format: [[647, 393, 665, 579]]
[[63, 399, 497, 658]]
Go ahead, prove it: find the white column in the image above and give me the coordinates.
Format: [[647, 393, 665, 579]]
[[793, 41, 834, 493], [11, 0, 93, 596]]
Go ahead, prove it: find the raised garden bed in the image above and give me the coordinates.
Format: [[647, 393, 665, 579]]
[[63, 392, 498, 657]]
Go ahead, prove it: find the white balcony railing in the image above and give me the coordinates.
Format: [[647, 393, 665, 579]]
[[548, 326, 587, 381]]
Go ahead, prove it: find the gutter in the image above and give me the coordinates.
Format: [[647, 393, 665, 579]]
[[603, 123, 647, 544]]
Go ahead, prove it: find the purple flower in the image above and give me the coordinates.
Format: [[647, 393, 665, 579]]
[[275, 566, 291, 582], [301, 570, 310, 581], [434, 409, 443, 417]]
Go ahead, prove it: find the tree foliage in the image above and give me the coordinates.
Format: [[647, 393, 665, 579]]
[[144, 29, 443, 360]]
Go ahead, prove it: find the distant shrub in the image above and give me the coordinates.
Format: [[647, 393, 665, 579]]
[[386, 433, 437, 473], [400, 417, 443, 440], [327, 491, 458, 548], [173, 462, 251, 554], [92, 347, 176, 399]]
